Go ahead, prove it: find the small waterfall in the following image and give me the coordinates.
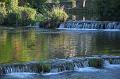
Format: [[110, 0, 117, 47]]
[[0, 55, 120, 75], [104, 60, 111, 67], [0, 62, 51, 75], [58, 21, 120, 30], [83, 0, 87, 7]]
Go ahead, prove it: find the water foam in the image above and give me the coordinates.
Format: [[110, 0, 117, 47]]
[[75, 67, 100, 72], [6, 72, 38, 78]]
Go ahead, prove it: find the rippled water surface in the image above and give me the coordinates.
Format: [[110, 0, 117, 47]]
[[0, 29, 120, 64], [0, 28, 120, 79]]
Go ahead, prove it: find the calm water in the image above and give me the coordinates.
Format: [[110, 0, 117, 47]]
[[0, 28, 120, 79], [0, 28, 120, 64]]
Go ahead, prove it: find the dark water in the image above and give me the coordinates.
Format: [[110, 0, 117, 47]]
[[0, 28, 120, 64]]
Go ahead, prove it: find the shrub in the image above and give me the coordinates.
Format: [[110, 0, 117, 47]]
[[47, 6, 68, 28], [36, 6, 68, 28], [17, 7, 36, 25], [35, 14, 47, 23], [0, 2, 6, 24], [50, 6, 68, 22], [18, 7, 36, 20], [6, 7, 36, 26], [6, 12, 20, 25], [10, 0, 18, 10]]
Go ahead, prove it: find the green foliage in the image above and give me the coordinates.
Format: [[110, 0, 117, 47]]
[[35, 14, 46, 22], [32, 62, 51, 73], [36, 6, 68, 28], [0, 0, 10, 3], [19, 0, 47, 7], [18, 7, 36, 26], [0, 0, 37, 26], [45, 0, 75, 3], [6, 7, 36, 26], [59, 0, 75, 2], [46, 0, 60, 3], [18, 7, 36, 20], [0, 2, 6, 24], [10, 0, 18, 10], [96, 0, 120, 21], [88, 58, 104, 68], [6, 12, 20, 25], [50, 6, 68, 22], [0, 0, 68, 27]]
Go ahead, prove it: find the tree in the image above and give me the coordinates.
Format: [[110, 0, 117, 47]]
[[0, 0, 11, 4], [96, 0, 120, 21], [19, 0, 47, 6]]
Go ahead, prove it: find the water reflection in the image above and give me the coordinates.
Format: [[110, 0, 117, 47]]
[[0, 29, 120, 64]]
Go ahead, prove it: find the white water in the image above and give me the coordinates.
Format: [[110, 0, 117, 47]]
[[43, 71, 66, 76], [59, 21, 120, 30], [75, 67, 100, 72], [6, 72, 38, 78], [4, 62, 120, 77], [83, 0, 86, 7], [104, 60, 120, 69], [57, 28, 120, 31]]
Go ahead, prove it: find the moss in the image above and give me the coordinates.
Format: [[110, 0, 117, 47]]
[[88, 58, 104, 68], [38, 62, 51, 73]]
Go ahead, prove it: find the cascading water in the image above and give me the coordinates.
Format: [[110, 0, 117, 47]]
[[59, 21, 120, 30], [0, 55, 120, 75], [83, 0, 86, 7]]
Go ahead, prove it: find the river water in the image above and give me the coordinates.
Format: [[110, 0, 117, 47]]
[[0, 28, 120, 79]]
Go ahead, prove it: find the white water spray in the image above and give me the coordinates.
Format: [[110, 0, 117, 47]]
[[83, 0, 87, 7]]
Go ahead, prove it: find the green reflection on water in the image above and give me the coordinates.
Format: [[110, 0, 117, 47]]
[[0, 29, 120, 64], [0, 29, 50, 64]]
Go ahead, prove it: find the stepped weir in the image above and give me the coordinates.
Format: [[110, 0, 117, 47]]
[[59, 21, 120, 29], [0, 55, 120, 75]]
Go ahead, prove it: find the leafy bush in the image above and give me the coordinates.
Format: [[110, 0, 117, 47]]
[[35, 14, 46, 22], [18, 7, 36, 20], [50, 6, 68, 22], [6, 7, 36, 26], [48, 6, 68, 28], [0, 2, 6, 24], [6, 12, 20, 25], [19, 7, 36, 25], [36, 6, 68, 28], [10, 0, 18, 10], [19, 0, 47, 7]]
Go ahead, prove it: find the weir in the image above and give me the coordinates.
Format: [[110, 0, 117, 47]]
[[59, 21, 120, 29], [0, 55, 120, 75]]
